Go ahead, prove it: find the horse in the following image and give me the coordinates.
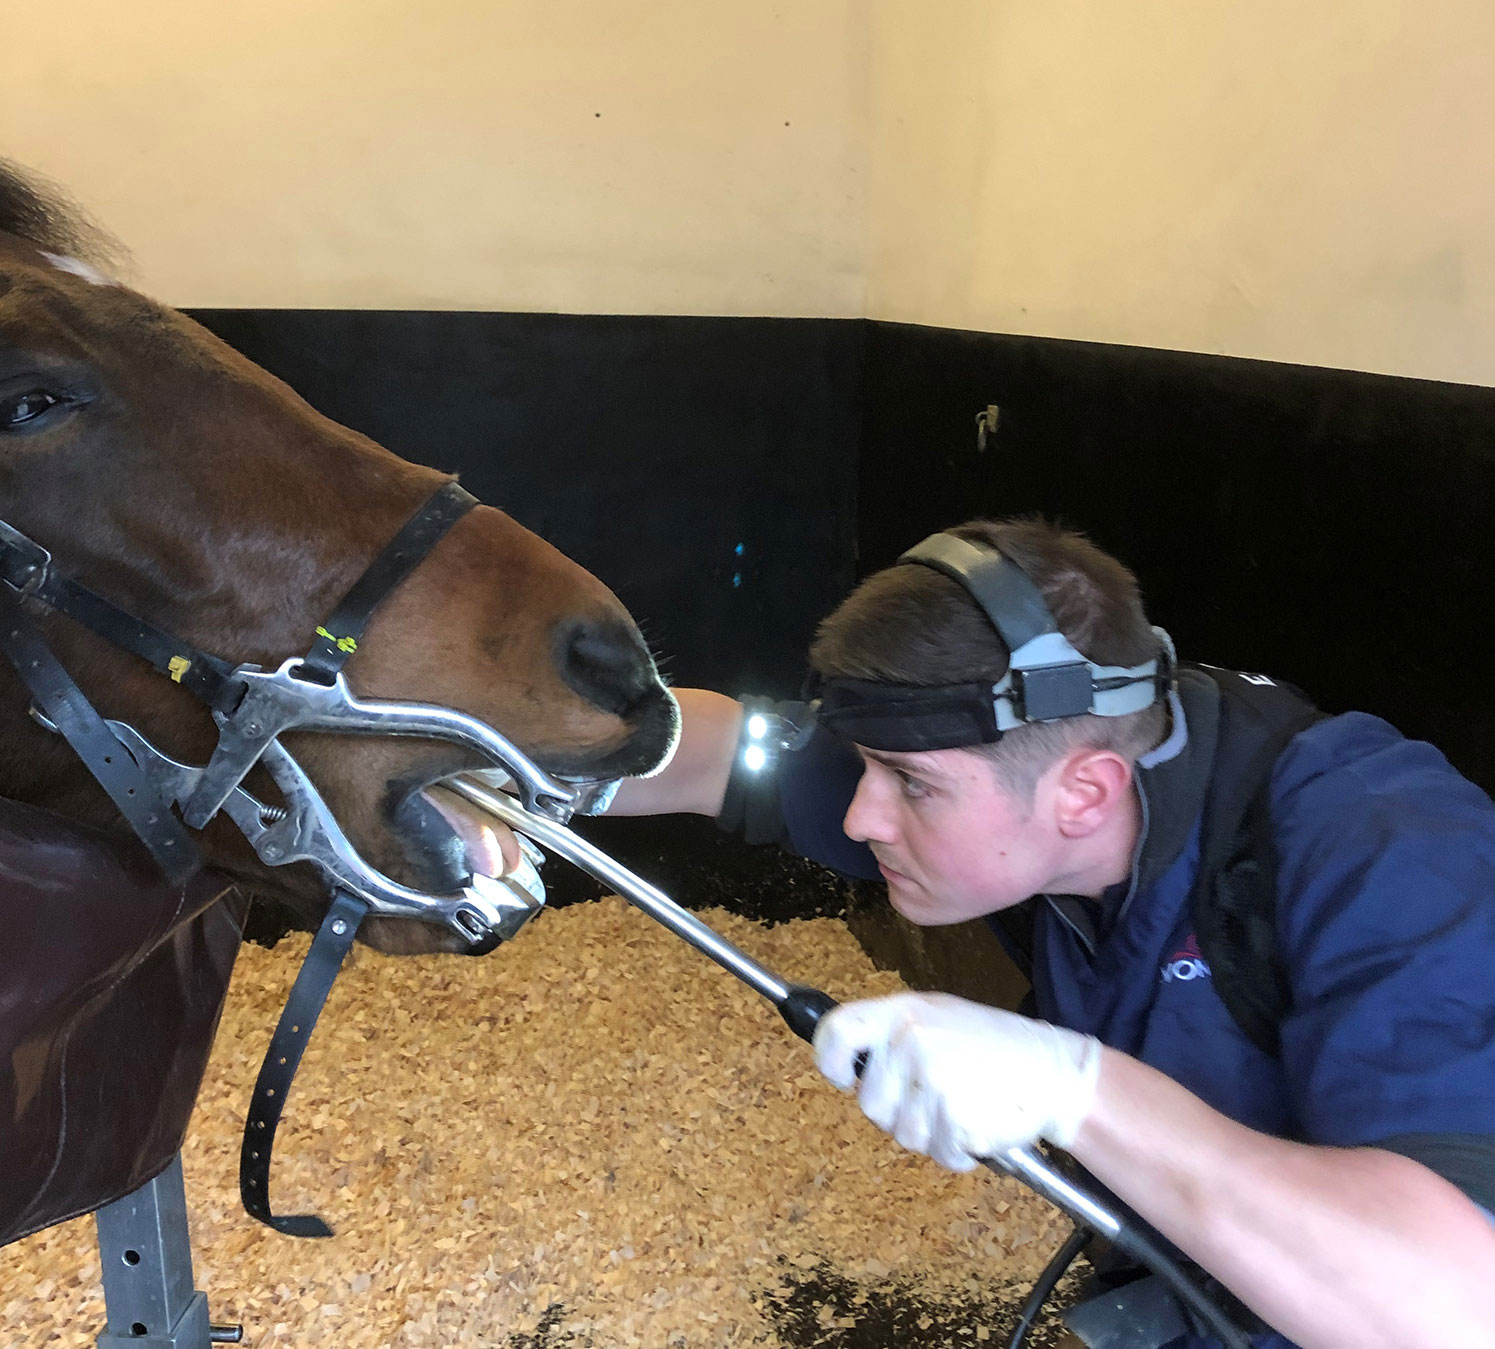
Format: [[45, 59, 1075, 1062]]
[[0, 159, 679, 955]]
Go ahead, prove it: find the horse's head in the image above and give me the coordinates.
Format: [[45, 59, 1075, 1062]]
[[0, 163, 678, 953]]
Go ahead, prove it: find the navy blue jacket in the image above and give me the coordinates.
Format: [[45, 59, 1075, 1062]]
[[777, 667, 1495, 1349]]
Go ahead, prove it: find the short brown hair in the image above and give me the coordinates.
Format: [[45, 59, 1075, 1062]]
[[810, 518, 1168, 794]]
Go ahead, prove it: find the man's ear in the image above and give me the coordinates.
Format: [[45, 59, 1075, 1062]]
[[1052, 748, 1134, 839]]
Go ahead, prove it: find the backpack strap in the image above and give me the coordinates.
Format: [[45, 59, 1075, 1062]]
[[1190, 670, 1326, 1057]]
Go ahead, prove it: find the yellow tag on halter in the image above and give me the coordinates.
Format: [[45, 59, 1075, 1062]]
[[167, 656, 191, 683], [316, 626, 358, 654]]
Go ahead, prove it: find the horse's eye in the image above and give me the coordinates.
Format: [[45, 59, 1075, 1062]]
[[0, 389, 66, 430]]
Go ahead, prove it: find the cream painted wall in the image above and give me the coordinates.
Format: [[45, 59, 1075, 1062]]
[[7, 3, 1493, 384], [1, 1, 867, 315], [866, 1, 1495, 386]]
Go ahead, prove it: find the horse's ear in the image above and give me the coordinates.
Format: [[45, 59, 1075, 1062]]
[[0, 160, 125, 270]]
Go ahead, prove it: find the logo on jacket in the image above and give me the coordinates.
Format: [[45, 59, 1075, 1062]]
[[1161, 933, 1213, 984]]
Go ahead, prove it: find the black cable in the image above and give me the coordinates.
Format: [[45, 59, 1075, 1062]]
[[1005, 1215, 1257, 1349], [1109, 1220, 1255, 1349], [1006, 1222, 1090, 1349], [974, 1154, 1254, 1349], [781, 989, 1255, 1349]]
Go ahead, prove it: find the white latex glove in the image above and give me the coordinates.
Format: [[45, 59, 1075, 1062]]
[[814, 992, 1103, 1172]]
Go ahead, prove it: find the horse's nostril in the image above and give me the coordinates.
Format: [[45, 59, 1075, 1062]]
[[555, 617, 657, 718]]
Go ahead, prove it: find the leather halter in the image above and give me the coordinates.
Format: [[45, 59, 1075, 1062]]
[[0, 480, 476, 880], [0, 479, 516, 1236]]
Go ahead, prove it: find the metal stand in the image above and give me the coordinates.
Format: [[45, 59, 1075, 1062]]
[[94, 1154, 240, 1348]]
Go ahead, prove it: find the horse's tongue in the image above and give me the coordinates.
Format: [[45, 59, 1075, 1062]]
[[421, 785, 520, 880]]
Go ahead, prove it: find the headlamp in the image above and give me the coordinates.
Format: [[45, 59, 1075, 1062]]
[[715, 697, 815, 846], [737, 699, 802, 775], [813, 532, 1175, 753]]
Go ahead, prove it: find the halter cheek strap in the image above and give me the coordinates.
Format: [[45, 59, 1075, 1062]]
[[0, 588, 201, 884], [298, 481, 477, 686]]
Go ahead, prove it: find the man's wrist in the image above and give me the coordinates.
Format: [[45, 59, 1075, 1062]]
[[716, 696, 812, 845], [1043, 1030, 1104, 1148]]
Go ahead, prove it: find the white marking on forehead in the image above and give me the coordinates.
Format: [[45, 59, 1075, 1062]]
[[38, 250, 115, 287]]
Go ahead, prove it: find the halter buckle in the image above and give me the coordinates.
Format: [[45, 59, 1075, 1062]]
[[0, 520, 51, 597]]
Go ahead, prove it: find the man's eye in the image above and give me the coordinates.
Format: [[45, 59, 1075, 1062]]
[[0, 389, 66, 429], [897, 772, 929, 799]]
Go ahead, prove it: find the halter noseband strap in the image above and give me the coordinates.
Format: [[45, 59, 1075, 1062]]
[[0, 479, 476, 723], [0, 518, 238, 707], [0, 479, 478, 877]]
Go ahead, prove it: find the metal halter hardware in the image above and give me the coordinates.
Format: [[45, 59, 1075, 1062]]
[[0, 480, 607, 1235]]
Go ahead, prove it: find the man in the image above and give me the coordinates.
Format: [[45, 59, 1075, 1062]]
[[606, 517, 1495, 1349]]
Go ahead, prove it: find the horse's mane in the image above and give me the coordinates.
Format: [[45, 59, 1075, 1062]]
[[0, 159, 123, 267]]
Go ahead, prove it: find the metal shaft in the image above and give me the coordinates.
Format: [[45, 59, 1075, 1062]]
[[447, 777, 791, 1004], [449, 780, 1120, 1232], [990, 1148, 1120, 1238], [443, 778, 1249, 1347]]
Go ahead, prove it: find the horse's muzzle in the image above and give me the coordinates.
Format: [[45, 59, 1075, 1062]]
[[553, 615, 663, 720]]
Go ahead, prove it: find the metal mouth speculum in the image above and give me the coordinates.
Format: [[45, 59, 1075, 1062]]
[[179, 658, 581, 830], [104, 719, 552, 948]]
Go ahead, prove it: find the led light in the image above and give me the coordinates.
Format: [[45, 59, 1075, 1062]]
[[743, 745, 767, 772], [746, 714, 768, 740]]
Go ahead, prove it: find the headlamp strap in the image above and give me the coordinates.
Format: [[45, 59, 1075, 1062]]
[[836, 531, 1178, 740], [899, 533, 1058, 655]]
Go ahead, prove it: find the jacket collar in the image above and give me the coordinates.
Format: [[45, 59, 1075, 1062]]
[[1042, 667, 1221, 953]]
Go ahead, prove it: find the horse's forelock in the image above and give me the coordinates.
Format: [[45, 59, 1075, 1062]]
[[0, 159, 124, 270]]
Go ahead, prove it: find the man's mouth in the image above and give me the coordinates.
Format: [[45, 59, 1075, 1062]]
[[873, 854, 913, 887]]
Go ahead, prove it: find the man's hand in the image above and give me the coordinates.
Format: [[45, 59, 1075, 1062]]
[[813, 992, 1102, 1170]]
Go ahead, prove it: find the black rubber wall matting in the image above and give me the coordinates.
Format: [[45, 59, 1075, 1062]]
[[860, 323, 1495, 794], [190, 308, 1495, 799], [191, 310, 865, 700]]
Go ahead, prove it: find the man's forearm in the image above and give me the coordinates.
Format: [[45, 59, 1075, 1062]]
[[1071, 1049, 1495, 1349], [607, 688, 742, 817]]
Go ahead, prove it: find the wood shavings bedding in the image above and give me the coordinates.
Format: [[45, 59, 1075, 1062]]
[[1, 897, 1075, 1347]]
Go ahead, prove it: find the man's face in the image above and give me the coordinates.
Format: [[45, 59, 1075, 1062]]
[[842, 744, 1063, 925]]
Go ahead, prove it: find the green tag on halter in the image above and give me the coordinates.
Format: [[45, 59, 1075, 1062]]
[[315, 626, 358, 654]]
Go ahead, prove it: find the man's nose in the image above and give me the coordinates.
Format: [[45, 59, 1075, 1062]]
[[843, 773, 893, 846]]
